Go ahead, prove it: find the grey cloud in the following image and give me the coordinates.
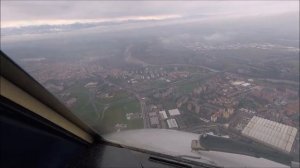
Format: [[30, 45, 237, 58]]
[[1, 1, 299, 23]]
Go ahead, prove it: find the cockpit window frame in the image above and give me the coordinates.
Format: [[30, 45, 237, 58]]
[[0, 51, 96, 143]]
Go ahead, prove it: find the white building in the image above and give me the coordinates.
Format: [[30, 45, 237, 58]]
[[84, 82, 98, 88], [150, 117, 159, 126], [242, 116, 298, 153], [231, 81, 250, 87], [148, 112, 157, 117], [231, 81, 245, 86], [210, 115, 218, 122], [168, 109, 181, 116], [159, 110, 168, 120], [167, 119, 178, 128], [241, 83, 251, 87]]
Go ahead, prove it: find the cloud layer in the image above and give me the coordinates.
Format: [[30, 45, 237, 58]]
[[1, 1, 299, 27]]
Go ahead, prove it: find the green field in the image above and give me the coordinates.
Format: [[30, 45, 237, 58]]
[[175, 73, 211, 94], [64, 80, 143, 134], [97, 98, 143, 133], [66, 82, 101, 125], [98, 90, 130, 104], [176, 81, 199, 94]]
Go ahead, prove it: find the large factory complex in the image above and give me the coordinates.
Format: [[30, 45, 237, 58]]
[[149, 108, 181, 128], [148, 108, 298, 155], [242, 116, 298, 154]]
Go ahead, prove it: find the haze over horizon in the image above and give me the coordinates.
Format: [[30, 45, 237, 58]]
[[1, 1, 299, 28]]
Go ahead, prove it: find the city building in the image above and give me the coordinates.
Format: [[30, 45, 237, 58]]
[[148, 112, 157, 117], [231, 81, 245, 86], [84, 82, 98, 88], [168, 109, 181, 116], [211, 114, 218, 122], [150, 117, 159, 126], [159, 110, 168, 120], [231, 80, 250, 87], [241, 83, 251, 87], [242, 116, 298, 153], [167, 119, 178, 128]]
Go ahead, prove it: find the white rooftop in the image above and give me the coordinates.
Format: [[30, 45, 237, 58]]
[[148, 112, 157, 117], [159, 110, 168, 119], [84, 82, 98, 88], [167, 119, 178, 128], [241, 83, 251, 87], [150, 117, 159, 125], [242, 116, 297, 153], [231, 81, 245, 86], [168, 109, 181, 116]]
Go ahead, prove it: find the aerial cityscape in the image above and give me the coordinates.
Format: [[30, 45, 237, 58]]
[[1, 2, 299, 164]]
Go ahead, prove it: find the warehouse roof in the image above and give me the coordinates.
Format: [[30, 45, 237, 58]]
[[167, 119, 178, 128], [159, 110, 168, 119], [168, 109, 180, 116], [148, 112, 157, 117], [150, 117, 159, 125], [242, 116, 297, 153]]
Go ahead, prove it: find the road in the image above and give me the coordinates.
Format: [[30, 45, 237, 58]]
[[100, 44, 222, 129], [98, 72, 150, 128], [147, 63, 220, 73], [122, 44, 221, 128], [137, 97, 150, 128], [181, 124, 219, 133], [88, 87, 100, 120], [256, 78, 299, 86]]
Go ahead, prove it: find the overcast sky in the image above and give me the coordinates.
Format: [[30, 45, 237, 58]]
[[1, 1, 299, 27]]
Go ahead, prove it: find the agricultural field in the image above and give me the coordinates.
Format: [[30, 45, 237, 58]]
[[61, 78, 143, 134]]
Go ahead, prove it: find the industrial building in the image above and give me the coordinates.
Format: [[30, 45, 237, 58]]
[[167, 119, 178, 129], [242, 116, 298, 153], [150, 117, 159, 127], [159, 110, 168, 120], [148, 112, 157, 117], [149, 111, 160, 128], [168, 109, 180, 116]]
